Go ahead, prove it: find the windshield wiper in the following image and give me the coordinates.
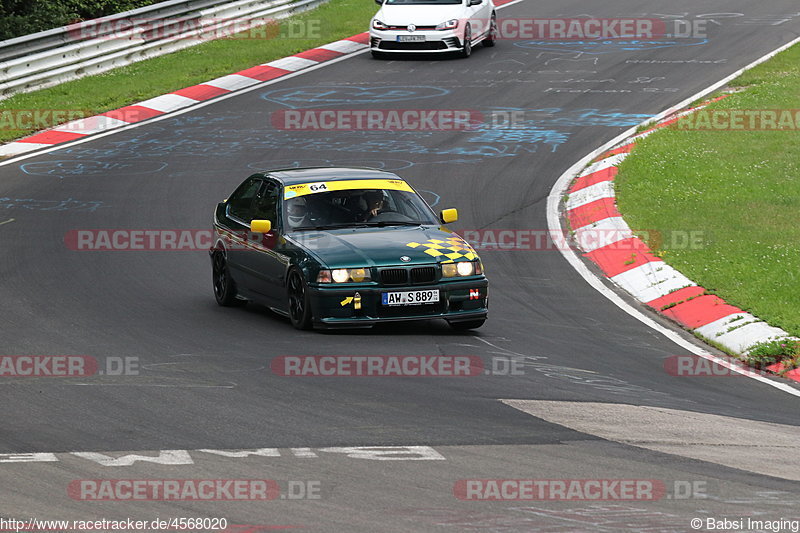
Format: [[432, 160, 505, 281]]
[[359, 221, 424, 227], [292, 221, 425, 231], [292, 223, 354, 231]]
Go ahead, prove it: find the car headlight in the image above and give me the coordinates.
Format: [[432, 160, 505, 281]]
[[442, 260, 482, 278], [372, 19, 389, 30], [436, 19, 458, 30], [317, 268, 372, 283]]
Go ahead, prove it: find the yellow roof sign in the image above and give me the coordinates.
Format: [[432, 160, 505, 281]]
[[284, 179, 413, 199]]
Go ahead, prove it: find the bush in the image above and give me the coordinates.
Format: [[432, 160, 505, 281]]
[[744, 338, 800, 370], [0, 0, 159, 41]]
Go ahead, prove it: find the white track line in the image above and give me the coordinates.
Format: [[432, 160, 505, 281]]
[[547, 35, 800, 398]]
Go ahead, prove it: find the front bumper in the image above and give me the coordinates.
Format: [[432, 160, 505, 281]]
[[308, 278, 488, 327], [370, 29, 464, 53]]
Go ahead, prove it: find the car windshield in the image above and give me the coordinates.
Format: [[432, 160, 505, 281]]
[[283, 187, 439, 231], [384, 0, 462, 4]]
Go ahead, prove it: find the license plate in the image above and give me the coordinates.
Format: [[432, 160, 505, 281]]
[[382, 290, 439, 306], [398, 35, 426, 42]]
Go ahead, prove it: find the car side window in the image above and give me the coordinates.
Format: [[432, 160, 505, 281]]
[[252, 182, 279, 227], [227, 177, 262, 222]]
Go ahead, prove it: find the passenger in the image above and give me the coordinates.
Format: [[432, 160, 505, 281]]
[[285, 197, 310, 229]]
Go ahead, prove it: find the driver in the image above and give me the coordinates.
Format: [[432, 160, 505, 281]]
[[361, 190, 385, 221]]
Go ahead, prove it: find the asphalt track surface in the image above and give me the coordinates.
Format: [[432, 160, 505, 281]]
[[2, 0, 800, 531]]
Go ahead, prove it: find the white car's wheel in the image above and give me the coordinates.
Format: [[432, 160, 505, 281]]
[[483, 13, 497, 47], [460, 23, 472, 58]]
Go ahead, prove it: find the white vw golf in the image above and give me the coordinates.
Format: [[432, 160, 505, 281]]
[[370, 0, 496, 58]]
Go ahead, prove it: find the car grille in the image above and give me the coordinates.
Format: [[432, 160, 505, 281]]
[[378, 41, 449, 51], [385, 25, 437, 30], [444, 37, 460, 48], [379, 266, 438, 285], [380, 268, 408, 285], [410, 266, 436, 284]]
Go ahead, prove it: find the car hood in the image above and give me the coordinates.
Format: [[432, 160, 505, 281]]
[[374, 5, 466, 26], [288, 225, 476, 268]]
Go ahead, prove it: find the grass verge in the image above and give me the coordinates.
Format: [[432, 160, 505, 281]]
[[0, 0, 376, 144], [615, 43, 800, 341]]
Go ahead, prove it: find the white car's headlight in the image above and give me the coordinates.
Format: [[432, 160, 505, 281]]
[[442, 260, 482, 278], [372, 19, 389, 30], [317, 268, 371, 283], [436, 19, 459, 30]]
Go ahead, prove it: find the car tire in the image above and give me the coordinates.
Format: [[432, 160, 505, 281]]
[[287, 269, 313, 330], [212, 252, 243, 307], [449, 319, 485, 330], [483, 13, 497, 47], [460, 24, 472, 58]]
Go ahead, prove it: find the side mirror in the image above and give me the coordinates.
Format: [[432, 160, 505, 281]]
[[469, 0, 482, 5], [250, 220, 272, 233], [440, 208, 458, 224]]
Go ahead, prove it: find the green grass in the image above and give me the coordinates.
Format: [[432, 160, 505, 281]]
[[615, 43, 800, 339], [0, 0, 377, 144]]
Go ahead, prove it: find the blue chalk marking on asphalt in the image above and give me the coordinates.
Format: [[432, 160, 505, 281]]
[[440, 144, 517, 157], [466, 126, 569, 152], [260, 85, 451, 109], [89, 131, 557, 159], [514, 38, 709, 54], [417, 189, 441, 207], [0, 197, 107, 212], [487, 107, 652, 128], [247, 159, 417, 172], [66, 105, 648, 162], [20, 160, 167, 179], [55, 146, 150, 159]]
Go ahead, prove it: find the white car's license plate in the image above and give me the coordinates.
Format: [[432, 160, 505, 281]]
[[398, 35, 426, 42], [382, 290, 439, 306]]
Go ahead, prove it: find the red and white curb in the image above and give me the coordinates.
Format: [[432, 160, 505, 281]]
[[0, 34, 370, 158], [564, 99, 800, 383]]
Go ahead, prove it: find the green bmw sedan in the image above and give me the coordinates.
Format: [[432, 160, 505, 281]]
[[210, 167, 488, 330]]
